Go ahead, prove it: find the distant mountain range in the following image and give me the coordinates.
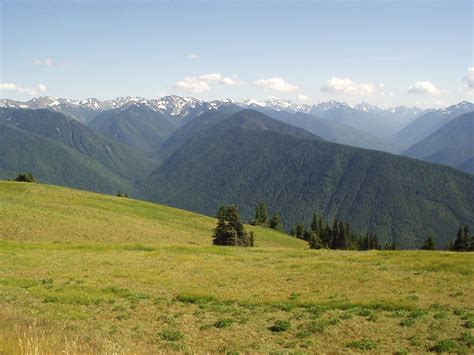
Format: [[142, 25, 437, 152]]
[[0, 96, 230, 125], [404, 111, 474, 174], [394, 101, 474, 149], [1, 95, 436, 153], [1, 95, 424, 129]]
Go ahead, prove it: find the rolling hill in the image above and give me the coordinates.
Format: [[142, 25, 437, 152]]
[[0, 108, 155, 193], [141, 109, 474, 248], [404, 112, 474, 174], [0, 180, 300, 248], [89, 104, 178, 152]]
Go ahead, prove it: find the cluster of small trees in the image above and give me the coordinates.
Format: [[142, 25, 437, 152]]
[[249, 202, 382, 250], [290, 214, 382, 250], [13, 172, 35, 183], [251, 201, 283, 231], [212, 205, 254, 247], [214, 202, 471, 252]]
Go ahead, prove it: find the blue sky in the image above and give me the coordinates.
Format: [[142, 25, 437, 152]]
[[1, 0, 473, 108]]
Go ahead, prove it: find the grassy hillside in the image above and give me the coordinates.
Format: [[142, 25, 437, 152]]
[[0, 181, 300, 248], [142, 110, 474, 248], [0, 181, 473, 353]]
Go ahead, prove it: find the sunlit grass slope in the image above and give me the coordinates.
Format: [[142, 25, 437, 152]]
[[0, 181, 473, 353], [0, 181, 305, 248]]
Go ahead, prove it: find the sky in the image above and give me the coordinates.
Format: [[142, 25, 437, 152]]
[[1, 0, 473, 108]]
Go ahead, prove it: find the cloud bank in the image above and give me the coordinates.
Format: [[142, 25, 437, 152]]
[[254, 77, 298, 92], [0, 82, 47, 96], [407, 81, 445, 96], [321, 78, 384, 95], [176, 73, 239, 93]]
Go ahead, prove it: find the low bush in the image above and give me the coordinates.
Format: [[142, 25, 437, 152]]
[[269, 320, 291, 332]]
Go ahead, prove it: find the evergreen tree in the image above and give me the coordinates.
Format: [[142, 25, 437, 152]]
[[309, 231, 322, 249], [453, 225, 468, 251], [421, 235, 435, 250], [321, 222, 331, 248], [339, 221, 348, 249], [383, 241, 398, 250], [310, 214, 320, 235], [463, 225, 471, 251], [290, 226, 297, 237], [269, 213, 283, 231], [295, 223, 305, 240], [212, 205, 252, 247], [331, 218, 339, 249], [253, 201, 269, 226], [303, 230, 312, 242]]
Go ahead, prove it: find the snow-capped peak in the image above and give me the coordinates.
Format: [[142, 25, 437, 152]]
[[312, 100, 353, 112]]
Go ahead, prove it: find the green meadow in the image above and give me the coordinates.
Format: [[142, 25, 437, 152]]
[[0, 181, 473, 353]]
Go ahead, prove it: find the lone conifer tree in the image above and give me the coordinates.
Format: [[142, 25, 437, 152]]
[[269, 213, 283, 231], [212, 205, 253, 247], [452, 225, 472, 251], [421, 235, 435, 250], [252, 201, 269, 226]]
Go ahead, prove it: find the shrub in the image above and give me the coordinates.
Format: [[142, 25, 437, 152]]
[[347, 338, 377, 351], [400, 317, 416, 327], [14, 172, 35, 183], [214, 319, 233, 328], [430, 339, 458, 353], [116, 191, 128, 198], [269, 320, 291, 332], [464, 319, 474, 329], [459, 332, 474, 347], [159, 329, 183, 341]]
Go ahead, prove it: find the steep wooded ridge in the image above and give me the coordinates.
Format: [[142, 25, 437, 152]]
[[0, 108, 155, 193], [89, 104, 178, 153], [141, 109, 474, 248], [404, 112, 474, 174]]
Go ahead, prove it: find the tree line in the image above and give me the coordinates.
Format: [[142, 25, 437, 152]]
[[213, 201, 473, 251]]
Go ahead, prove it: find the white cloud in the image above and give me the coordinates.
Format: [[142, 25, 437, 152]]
[[187, 53, 200, 60], [0, 82, 48, 96], [462, 67, 474, 90], [34, 58, 53, 66], [37, 84, 48, 93], [297, 94, 310, 101], [176, 73, 239, 93], [407, 81, 445, 96], [254, 77, 298, 92], [176, 77, 210, 93], [321, 77, 384, 95]]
